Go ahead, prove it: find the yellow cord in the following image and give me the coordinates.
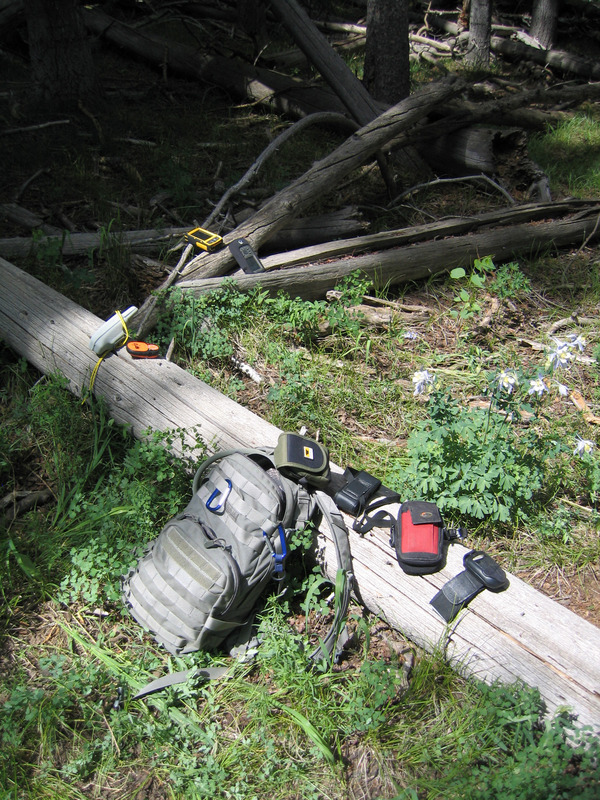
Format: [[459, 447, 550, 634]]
[[88, 310, 131, 394]]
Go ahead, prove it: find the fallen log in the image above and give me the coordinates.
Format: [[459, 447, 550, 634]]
[[258, 200, 599, 269], [0, 210, 367, 262], [490, 34, 600, 81], [1, 254, 599, 734], [177, 209, 600, 302]]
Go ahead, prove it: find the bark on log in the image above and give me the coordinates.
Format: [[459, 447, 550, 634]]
[[177, 77, 463, 284], [177, 210, 600, 302], [1, 253, 599, 734]]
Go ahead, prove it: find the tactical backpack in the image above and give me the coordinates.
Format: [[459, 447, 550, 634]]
[[122, 434, 353, 693]]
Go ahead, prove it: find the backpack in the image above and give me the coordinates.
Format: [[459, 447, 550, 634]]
[[122, 435, 353, 694]]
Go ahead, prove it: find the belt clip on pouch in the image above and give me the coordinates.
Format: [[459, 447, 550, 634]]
[[390, 501, 445, 575], [273, 432, 330, 489]]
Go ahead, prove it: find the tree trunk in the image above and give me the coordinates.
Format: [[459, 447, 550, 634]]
[[268, 0, 383, 126], [531, 0, 560, 49], [364, 0, 410, 104], [467, 0, 492, 67], [23, 0, 97, 111]]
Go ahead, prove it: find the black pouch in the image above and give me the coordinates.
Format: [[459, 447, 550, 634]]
[[390, 501, 445, 575], [334, 469, 381, 516]]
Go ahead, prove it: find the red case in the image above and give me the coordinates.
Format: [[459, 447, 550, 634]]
[[391, 501, 445, 575]]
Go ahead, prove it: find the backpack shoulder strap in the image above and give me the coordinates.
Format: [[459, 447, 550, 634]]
[[192, 446, 275, 494], [308, 490, 354, 663]]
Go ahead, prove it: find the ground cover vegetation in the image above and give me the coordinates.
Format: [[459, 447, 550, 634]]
[[1, 1, 600, 798]]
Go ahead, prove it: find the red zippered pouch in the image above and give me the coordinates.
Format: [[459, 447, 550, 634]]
[[390, 501, 445, 575]]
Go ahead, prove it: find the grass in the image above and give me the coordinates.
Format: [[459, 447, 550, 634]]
[[3, 248, 600, 797], [528, 112, 600, 199]]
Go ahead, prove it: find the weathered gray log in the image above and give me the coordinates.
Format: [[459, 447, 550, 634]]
[[1, 253, 599, 734], [176, 76, 463, 284], [177, 210, 600, 301], [258, 200, 595, 269], [0, 226, 188, 261], [0, 210, 367, 262], [419, 126, 496, 176], [490, 34, 600, 81], [0, 202, 62, 236], [82, 7, 348, 119]]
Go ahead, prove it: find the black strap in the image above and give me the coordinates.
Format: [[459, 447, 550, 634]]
[[430, 550, 508, 622], [430, 569, 485, 622]]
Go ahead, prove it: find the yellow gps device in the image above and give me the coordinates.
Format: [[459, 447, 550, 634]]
[[184, 227, 224, 252]]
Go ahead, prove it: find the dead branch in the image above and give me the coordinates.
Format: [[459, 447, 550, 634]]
[[203, 111, 358, 230]]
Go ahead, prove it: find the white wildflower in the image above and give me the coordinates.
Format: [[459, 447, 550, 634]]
[[546, 338, 574, 370], [573, 435, 595, 457], [412, 369, 435, 396], [496, 370, 519, 395], [568, 333, 586, 352], [528, 376, 548, 397]]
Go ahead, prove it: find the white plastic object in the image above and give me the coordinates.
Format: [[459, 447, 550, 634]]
[[89, 306, 138, 355]]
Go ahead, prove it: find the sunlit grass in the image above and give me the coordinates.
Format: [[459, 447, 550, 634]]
[[529, 113, 600, 198]]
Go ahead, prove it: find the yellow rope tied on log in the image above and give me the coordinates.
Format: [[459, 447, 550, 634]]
[[88, 310, 131, 394]]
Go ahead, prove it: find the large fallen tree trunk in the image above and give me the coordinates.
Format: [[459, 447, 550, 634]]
[[178, 208, 600, 301], [1, 254, 599, 734]]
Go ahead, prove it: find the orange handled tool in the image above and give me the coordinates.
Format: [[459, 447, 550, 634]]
[[126, 341, 160, 359]]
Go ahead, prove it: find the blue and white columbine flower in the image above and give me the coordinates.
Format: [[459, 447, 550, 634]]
[[546, 338, 574, 370], [554, 380, 570, 397], [412, 369, 435, 396], [496, 370, 519, 395], [568, 333, 586, 352], [573, 435, 595, 457], [528, 376, 548, 397], [403, 330, 419, 340]]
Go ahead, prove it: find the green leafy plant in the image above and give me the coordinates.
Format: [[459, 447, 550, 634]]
[[449, 256, 495, 319], [388, 387, 555, 523], [488, 260, 531, 300]]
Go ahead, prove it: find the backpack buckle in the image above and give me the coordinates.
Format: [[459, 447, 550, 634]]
[[264, 524, 288, 580]]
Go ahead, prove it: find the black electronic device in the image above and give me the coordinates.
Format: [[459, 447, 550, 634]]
[[228, 238, 265, 274]]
